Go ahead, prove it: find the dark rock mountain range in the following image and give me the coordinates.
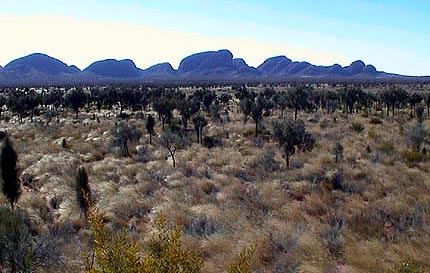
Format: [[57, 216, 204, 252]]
[[84, 59, 142, 78], [0, 50, 425, 85], [4, 53, 80, 75], [142, 62, 176, 78]]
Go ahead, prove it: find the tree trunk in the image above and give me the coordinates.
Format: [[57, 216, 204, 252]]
[[286, 154, 290, 170], [168, 148, 176, 167], [294, 108, 298, 120], [255, 120, 258, 138], [195, 128, 200, 143], [123, 140, 129, 157], [149, 133, 152, 145]]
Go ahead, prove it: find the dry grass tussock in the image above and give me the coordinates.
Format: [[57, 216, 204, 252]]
[[1, 86, 430, 273]]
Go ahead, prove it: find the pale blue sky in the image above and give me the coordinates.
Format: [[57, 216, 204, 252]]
[[0, 0, 429, 75]]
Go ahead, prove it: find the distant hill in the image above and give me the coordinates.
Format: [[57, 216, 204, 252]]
[[4, 53, 79, 75], [0, 50, 427, 86], [142, 62, 176, 79], [0, 53, 80, 85], [177, 49, 260, 79], [83, 59, 142, 78], [257, 56, 379, 78]]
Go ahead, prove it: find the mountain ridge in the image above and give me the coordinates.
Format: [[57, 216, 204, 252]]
[[0, 50, 427, 85]]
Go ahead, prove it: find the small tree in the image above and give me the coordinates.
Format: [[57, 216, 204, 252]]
[[272, 119, 315, 169], [239, 97, 253, 124], [202, 91, 216, 113], [251, 95, 265, 137], [111, 121, 142, 157], [64, 87, 88, 119], [416, 104, 425, 124], [0, 136, 20, 210], [192, 114, 208, 144], [160, 129, 184, 168], [289, 86, 310, 120], [425, 92, 430, 117], [75, 166, 91, 218], [146, 114, 155, 145]]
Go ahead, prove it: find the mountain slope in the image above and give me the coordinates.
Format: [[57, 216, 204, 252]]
[[83, 59, 142, 78], [177, 49, 261, 79], [0, 50, 426, 85], [4, 53, 79, 75], [142, 62, 176, 78]]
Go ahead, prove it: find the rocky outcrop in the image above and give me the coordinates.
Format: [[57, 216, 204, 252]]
[[84, 59, 142, 78]]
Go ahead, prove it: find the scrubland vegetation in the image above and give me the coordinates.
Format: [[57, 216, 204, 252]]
[[0, 82, 430, 272]]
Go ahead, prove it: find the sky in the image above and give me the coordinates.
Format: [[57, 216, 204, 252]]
[[0, 0, 429, 76]]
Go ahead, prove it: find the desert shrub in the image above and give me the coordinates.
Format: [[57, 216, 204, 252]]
[[350, 121, 364, 133], [85, 207, 143, 273], [85, 206, 205, 273], [319, 169, 344, 191], [110, 121, 142, 157], [250, 150, 279, 172], [349, 206, 385, 239], [401, 150, 425, 163], [227, 245, 255, 273], [200, 181, 218, 195], [182, 214, 222, 238], [405, 124, 426, 151], [0, 206, 65, 272], [395, 260, 427, 273], [144, 215, 204, 273], [370, 116, 383, 124], [133, 146, 150, 163], [368, 130, 379, 139], [349, 201, 430, 241], [376, 140, 395, 154], [322, 214, 345, 258], [319, 118, 330, 129], [332, 142, 344, 163], [255, 226, 302, 273], [202, 135, 221, 149]]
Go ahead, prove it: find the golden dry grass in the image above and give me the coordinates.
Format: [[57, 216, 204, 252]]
[[1, 87, 430, 272]]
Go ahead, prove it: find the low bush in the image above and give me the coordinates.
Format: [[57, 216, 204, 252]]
[[370, 117, 383, 124], [0, 206, 65, 272], [350, 121, 364, 133], [402, 150, 425, 163]]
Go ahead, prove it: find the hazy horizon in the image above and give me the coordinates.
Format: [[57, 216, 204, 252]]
[[1, 0, 429, 76]]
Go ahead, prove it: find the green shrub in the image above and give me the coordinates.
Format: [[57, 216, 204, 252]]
[[395, 260, 426, 273], [402, 151, 425, 163], [376, 140, 395, 154], [85, 207, 255, 273], [368, 130, 379, 139], [350, 121, 364, 133], [227, 245, 255, 273]]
